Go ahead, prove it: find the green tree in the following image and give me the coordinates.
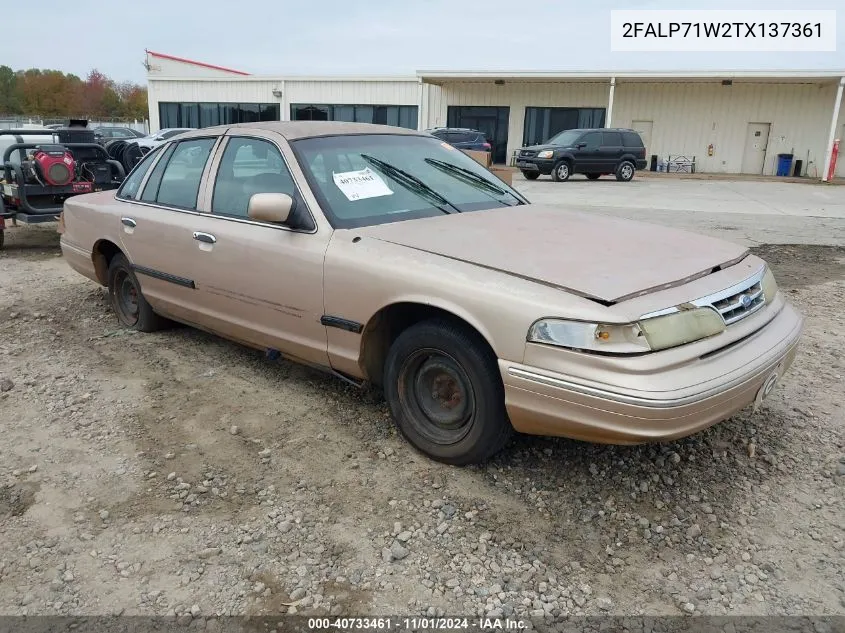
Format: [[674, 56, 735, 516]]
[[2, 65, 147, 120], [0, 65, 21, 114]]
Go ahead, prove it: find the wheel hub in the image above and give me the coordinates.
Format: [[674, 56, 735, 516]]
[[115, 271, 140, 323], [414, 358, 470, 428]]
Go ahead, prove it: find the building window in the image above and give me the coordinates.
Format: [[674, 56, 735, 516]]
[[290, 104, 418, 129], [158, 102, 281, 128], [522, 107, 606, 147]]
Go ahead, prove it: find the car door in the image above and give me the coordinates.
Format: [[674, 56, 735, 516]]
[[178, 133, 331, 367], [599, 130, 624, 172], [116, 135, 221, 323], [574, 131, 602, 172]]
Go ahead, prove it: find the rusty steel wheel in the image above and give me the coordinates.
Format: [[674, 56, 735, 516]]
[[399, 348, 475, 445], [384, 319, 512, 465], [107, 253, 167, 332]]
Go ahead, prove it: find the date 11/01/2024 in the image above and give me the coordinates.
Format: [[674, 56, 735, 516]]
[[307, 617, 527, 630], [621, 21, 822, 39]]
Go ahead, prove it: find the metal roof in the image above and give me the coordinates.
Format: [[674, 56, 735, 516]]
[[146, 50, 251, 76], [417, 69, 845, 84]]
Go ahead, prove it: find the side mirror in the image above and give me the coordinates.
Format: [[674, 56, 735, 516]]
[[576, 142, 587, 149], [248, 192, 293, 224]]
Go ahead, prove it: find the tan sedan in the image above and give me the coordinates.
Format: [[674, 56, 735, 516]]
[[60, 122, 803, 464]]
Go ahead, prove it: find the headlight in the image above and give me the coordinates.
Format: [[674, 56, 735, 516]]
[[761, 267, 778, 303], [537, 150, 554, 159], [528, 307, 725, 355]]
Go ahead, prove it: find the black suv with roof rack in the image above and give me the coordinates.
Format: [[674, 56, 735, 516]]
[[516, 128, 647, 182], [425, 127, 492, 153]]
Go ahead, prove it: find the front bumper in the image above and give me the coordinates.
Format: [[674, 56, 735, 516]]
[[500, 300, 804, 444], [516, 158, 555, 174]]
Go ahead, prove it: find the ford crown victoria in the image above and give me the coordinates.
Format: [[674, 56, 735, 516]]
[[59, 122, 803, 464]]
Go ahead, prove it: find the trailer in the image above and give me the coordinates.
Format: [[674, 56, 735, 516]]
[[0, 125, 125, 249]]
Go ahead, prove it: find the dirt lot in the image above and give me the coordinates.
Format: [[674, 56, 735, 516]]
[[1, 223, 844, 622]]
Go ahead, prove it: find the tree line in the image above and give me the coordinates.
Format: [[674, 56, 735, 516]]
[[0, 66, 148, 120]]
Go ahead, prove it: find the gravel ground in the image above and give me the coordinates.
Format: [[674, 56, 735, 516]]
[[0, 224, 843, 624]]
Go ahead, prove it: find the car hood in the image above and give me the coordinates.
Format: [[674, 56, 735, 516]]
[[355, 205, 748, 304], [521, 144, 563, 152]]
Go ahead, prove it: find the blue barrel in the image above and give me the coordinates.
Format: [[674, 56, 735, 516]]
[[776, 153, 793, 177]]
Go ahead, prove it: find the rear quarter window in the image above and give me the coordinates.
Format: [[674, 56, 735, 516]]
[[623, 132, 644, 148], [116, 146, 161, 200]]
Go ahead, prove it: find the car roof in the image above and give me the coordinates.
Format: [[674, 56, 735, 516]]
[[426, 127, 481, 133], [182, 121, 426, 141], [559, 128, 638, 133]]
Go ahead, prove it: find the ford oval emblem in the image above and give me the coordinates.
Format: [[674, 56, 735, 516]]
[[740, 294, 753, 309]]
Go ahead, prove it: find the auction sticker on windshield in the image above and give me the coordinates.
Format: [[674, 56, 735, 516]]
[[333, 167, 394, 201]]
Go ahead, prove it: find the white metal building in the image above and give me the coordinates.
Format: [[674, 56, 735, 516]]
[[145, 51, 845, 179]]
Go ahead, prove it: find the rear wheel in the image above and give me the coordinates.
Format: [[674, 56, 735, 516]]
[[552, 160, 571, 182], [0, 230, 4, 250], [616, 160, 635, 182], [107, 253, 167, 332], [384, 319, 512, 465], [586, 173, 601, 180], [522, 171, 540, 180]]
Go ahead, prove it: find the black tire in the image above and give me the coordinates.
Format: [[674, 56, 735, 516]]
[[551, 160, 571, 182], [0, 229, 4, 250], [586, 173, 601, 180], [384, 319, 512, 465], [107, 253, 167, 332], [522, 171, 540, 180], [616, 160, 635, 182]]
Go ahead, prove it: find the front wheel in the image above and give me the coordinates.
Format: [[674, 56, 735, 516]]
[[522, 171, 540, 180], [616, 160, 635, 182], [384, 320, 512, 465], [552, 161, 571, 182]]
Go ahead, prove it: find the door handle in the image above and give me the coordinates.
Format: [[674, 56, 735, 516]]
[[192, 231, 216, 244], [121, 217, 136, 228]]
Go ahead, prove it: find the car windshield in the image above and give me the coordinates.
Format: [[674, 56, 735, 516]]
[[292, 134, 527, 229], [545, 130, 583, 146]]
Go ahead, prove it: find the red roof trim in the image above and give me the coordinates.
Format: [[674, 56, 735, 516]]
[[146, 50, 250, 76]]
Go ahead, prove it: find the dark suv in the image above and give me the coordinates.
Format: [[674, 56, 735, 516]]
[[426, 127, 492, 152], [516, 128, 647, 182]]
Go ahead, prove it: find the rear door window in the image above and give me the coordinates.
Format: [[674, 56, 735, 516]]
[[601, 131, 623, 146], [140, 144, 176, 203], [148, 138, 216, 210]]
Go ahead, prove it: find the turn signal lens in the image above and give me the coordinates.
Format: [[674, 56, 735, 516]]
[[762, 267, 779, 304], [638, 308, 725, 351]]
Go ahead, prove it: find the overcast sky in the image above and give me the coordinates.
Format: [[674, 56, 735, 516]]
[[3, 0, 843, 83]]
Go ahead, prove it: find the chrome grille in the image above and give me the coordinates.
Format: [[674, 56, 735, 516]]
[[709, 279, 764, 324], [520, 150, 537, 158], [638, 266, 769, 327]]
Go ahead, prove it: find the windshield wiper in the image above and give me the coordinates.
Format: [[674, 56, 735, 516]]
[[360, 154, 461, 214], [424, 158, 525, 206]]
